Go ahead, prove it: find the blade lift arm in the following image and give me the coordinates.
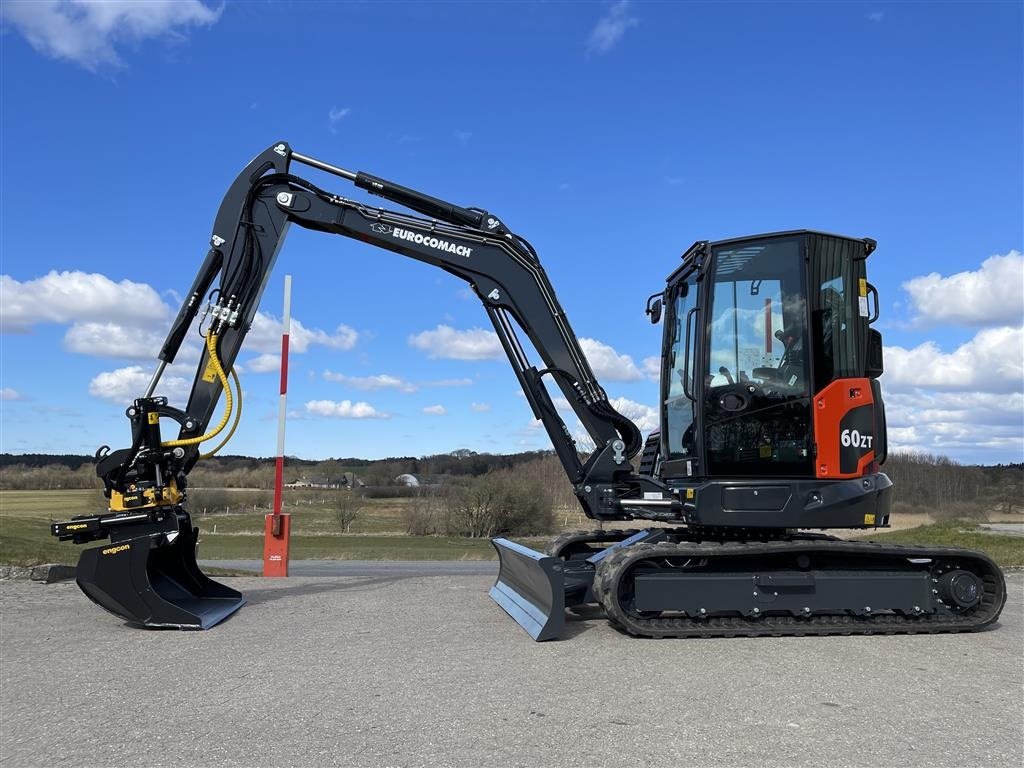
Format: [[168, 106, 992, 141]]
[[81, 141, 676, 538]]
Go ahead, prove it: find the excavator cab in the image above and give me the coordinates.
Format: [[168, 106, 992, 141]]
[[653, 231, 890, 529]]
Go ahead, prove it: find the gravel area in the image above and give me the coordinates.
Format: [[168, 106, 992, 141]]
[[2, 570, 1021, 768]]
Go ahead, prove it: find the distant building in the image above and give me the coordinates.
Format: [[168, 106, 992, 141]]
[[394, 474, 448, 487], [285, 476, 345, 489]]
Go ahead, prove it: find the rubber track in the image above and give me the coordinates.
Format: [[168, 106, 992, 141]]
[[593, 539, 1007, 639]]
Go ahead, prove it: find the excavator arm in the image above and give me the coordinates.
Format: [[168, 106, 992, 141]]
[[51, 141, 674, 632]]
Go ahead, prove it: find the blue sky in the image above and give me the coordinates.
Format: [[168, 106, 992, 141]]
[[1, 1, 1021, 465]]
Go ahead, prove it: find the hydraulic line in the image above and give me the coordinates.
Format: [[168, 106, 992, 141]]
[[162, 333, 232, 448], [200, 368, 243, 459]]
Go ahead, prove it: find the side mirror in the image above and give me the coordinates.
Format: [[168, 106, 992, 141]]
[[646, 296, 663, 324], [866, 328, 884, 378]]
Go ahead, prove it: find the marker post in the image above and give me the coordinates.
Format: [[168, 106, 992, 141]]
[[263, 275, 292, 577]]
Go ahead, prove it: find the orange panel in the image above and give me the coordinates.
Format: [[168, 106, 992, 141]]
[[814, 377, 876, 479]]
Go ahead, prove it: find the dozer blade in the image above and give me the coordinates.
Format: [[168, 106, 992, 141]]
[[75, 516, 244, 629], [490, 538, 569, 641]]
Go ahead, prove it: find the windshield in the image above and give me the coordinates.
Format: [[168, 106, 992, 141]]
[[704, 237, 813, 476]]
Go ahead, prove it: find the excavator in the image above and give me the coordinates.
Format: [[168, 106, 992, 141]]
[[51, 142, 1007, 639]]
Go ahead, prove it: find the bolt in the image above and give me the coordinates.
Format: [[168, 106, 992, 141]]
[[753, 591, 758, 597], [752, 608, 760, 615], [913, 606, 921, 613], [127, 408, 136, 417], [864, 606, 872, 613], [277, 192, 293, 206], [802, 607, 811, 615], [699, 608, 707, 615], [584, 486, 592, 493]]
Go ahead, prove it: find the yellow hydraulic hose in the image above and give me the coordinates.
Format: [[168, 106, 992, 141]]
[[162, 333, 232, 448], [200, 368, 243, 459]]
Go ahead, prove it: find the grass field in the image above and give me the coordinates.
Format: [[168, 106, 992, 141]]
[[0, 490, 551, 565], [1, 489, 1021, 567]]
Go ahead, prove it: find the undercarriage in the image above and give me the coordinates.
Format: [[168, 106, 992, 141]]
[[492, 529, 1007, 641]]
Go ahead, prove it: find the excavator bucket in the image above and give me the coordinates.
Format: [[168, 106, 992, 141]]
[[489, 538, 568, 641], [74, 518, 244, 629]]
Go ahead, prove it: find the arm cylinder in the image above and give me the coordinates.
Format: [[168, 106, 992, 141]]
[[158, 247, 223, 364], [354, 172, 485, 229]]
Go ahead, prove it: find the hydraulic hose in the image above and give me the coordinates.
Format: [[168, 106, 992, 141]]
[[200, 368, 243, 459], [161, 333, 232, 448]]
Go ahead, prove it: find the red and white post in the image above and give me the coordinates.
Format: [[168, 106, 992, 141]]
[[263, 274, 292, 577]]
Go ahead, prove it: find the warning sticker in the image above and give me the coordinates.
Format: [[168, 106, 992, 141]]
[[858, 296, 869, 317]]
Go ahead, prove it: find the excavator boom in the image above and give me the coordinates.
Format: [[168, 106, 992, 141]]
[[52, 141, 667, 629]]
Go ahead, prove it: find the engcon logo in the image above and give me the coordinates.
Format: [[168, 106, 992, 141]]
[[101, 544, 131, 556], [391, 227, 472, 258]]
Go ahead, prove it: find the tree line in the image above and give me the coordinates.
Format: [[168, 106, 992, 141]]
[[0, 449, 557, 490], [2, 450, 1019, 524]]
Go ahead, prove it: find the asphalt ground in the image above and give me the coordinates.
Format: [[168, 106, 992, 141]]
[[1, 568, 1021, 768]]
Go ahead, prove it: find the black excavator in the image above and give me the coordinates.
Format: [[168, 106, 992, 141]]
[[52, 142, 1007, 638]]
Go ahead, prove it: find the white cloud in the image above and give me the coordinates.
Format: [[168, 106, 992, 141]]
[[304, 399, 388, 419], [453, 130, 472, 144], [903, 251, 1023, 327], [63, 322, 166, 360], [471, 402, 491, 412], [881, 322, 1024, 460], [0, 271, 215, 364], [586, 0, 639, 55], [580, 338, 643, 381], [324, 371, 417, 393], [245, 312, 358, 354], [89, 365, 190, 405], [608, 396, 659, 433], [422, 405, 446, 415], [882, 326, 1023, 393], [1, 0, 221, 71], [1, 388, 22, 401], [246, 353, 281, 373], [884, 390, 1024, 458], [0, 271, 170, 331], [641, 356, 661, 382], [408, 325, 503, 360], [328, 106, 351, 133], [867, 11, 884, 23]]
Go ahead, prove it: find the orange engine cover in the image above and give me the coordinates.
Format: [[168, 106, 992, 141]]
[[813, 377, 876, 479]]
